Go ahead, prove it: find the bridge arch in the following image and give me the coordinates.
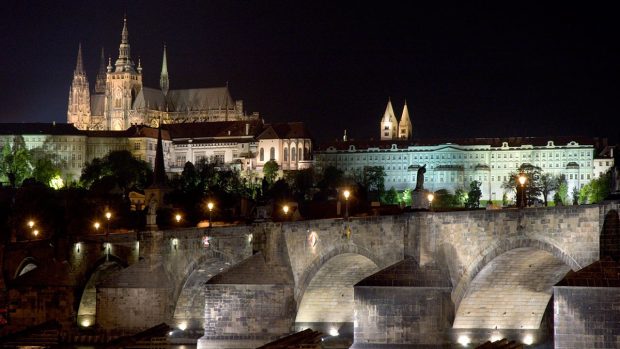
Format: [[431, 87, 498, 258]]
[[452, 245, 573, 346], [14, 257, 39, 279], [76, 255, 128, 328], [170, 249, 234, 334], [294, 245, 381, 339], [451, 237, 581, 310]]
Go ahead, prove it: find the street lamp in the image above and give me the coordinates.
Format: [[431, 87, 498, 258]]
[[282, 205, 290, 221], [105, 211, 112, 239], [33, 229, 39, 237], [27, 220, 34, 230], [518, 174, 527, 208], [343, 190, 350, 220], [94, 222, 100, 232], [175, 213, 182, 223], [207, 202, 214, 229], [427, 193, 435, 210]]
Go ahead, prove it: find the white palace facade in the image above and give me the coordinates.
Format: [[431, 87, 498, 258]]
[[315, 100, 615, 201]]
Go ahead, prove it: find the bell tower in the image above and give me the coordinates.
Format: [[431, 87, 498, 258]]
[[67, 43, 91, 130], [380, 98, 398, 140], [104, 17, 142, 130]]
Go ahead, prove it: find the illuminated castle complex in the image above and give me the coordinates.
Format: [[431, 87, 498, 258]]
[[67, 17, 257, 131]]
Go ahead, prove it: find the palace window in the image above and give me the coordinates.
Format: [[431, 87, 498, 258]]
[[291, 147, 296, 161], [283, 147, 288, 161], [259, 148, 264, 161]]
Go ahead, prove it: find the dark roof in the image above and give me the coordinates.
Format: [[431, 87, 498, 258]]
[[256, 122, 312, 140], [556, 257, 620, 287], [166, 86, 234, 111], [164, 119, 264, 139], [317, 136, 607, 151], [84, 125, 171, 140], [0, 123, 83, 136]]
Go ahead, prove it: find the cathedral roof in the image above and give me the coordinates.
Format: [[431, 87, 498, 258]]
[[164, 119, 263, 140], [0, 123, 83, 136], [132, 87, 167, 110], [256, 122, 312, 140], [166, 87, 234, 111]]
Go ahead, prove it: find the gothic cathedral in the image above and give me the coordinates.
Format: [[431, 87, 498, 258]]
[[67, 17, 257, 131]]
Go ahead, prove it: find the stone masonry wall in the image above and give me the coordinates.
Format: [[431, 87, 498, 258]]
[[282, 216, 406, 304], [554, 286, 620, 349], [353, 286, 453, 347], [96, 287, 169, 330], [410, 206, 600, 307], [198, 284, 295, 349]]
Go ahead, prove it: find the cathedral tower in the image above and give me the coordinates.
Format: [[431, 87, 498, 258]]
[[398, 100, 412, 140], [380, 98, 398, 140], [104, 17, 143, 130], [94, 47, 107, 94], [67, 43, 91, 130]]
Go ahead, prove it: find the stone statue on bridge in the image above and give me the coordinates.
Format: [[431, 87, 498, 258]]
[[415, 164, 426, 191]]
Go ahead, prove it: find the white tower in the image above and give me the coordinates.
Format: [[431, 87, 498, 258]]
[[398, 100, 412, 140], [380, 98, 398, 140], [67, 43, 91, 130]]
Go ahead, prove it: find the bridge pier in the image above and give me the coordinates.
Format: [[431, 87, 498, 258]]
[[352, 259, 454, 348]]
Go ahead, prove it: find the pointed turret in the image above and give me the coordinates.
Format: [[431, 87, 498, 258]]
[[75, 43, 85, 76], [160, 45, 169, 96], [67, 43, 91, 130], [398, 100, 413, 140], [380, 98, 399, 140], [95, 47, 107, 93], [114, 16, 135, 72]]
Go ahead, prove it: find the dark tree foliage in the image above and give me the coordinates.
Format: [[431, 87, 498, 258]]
[[263, 160, 279, 184], [502, 164, 543, 206], [362, 166, 386, 202], [315, 166, 344, 200], [80, 150, 153, 195], [466, 180, 482, 208]]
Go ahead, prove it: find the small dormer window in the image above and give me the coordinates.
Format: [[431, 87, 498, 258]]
[[349, 145, 355, 151], [547, 141, 554, 147], [502, 142, 509, 148], [391, 144, 397, 150]]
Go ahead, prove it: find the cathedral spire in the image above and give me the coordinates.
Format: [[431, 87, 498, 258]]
[[75, 43, 85, 75], [380, 97, 398, 140], [115, 16, 134, 71], [160, 44, 169, 96], [398, 99, 413, 140], [95, 47, 107, 93]]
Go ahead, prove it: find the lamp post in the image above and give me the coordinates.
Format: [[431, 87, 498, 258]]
[[175, 213, 182, 224], [518, 174, 527, 208], [94, 222, 100, 233], [343, 190, 350, 220], [207, 202, 214, 230], [282, 205, 289, 221], [427, 193, 435, 210]]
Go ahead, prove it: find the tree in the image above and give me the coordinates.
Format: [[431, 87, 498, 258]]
[[80, 150, 152, 195], [539, 173, 558, 207], [571, 186, 580, 205], [466, 180, 482, 208], [362, 166, 386, 202], [263, 160, 279, 184], [0, 139, 33, 187], [32, 156, 62, 187], [578, 170, 611, 204], [554, 175, 568, 206], [502, 164, 542, 206], [382, 187, 399, 205]]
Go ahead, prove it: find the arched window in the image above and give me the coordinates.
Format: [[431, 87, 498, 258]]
[[259, 148, 264, 161], [270, 147, 275, 160], [291, 147, 297, 162], [299, 147, 303, 161], [283, 147, 288, 161]]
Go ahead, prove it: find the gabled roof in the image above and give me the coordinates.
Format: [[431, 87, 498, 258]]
[[164, 119, 264, 139], [256, 122, 312, 140], [132, 87, 167, 110]]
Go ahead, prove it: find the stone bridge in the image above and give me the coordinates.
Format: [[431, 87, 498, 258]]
[[2, 201, 619, 348]]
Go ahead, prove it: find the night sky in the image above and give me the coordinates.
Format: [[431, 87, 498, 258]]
[[1, 1, 618, 143]]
